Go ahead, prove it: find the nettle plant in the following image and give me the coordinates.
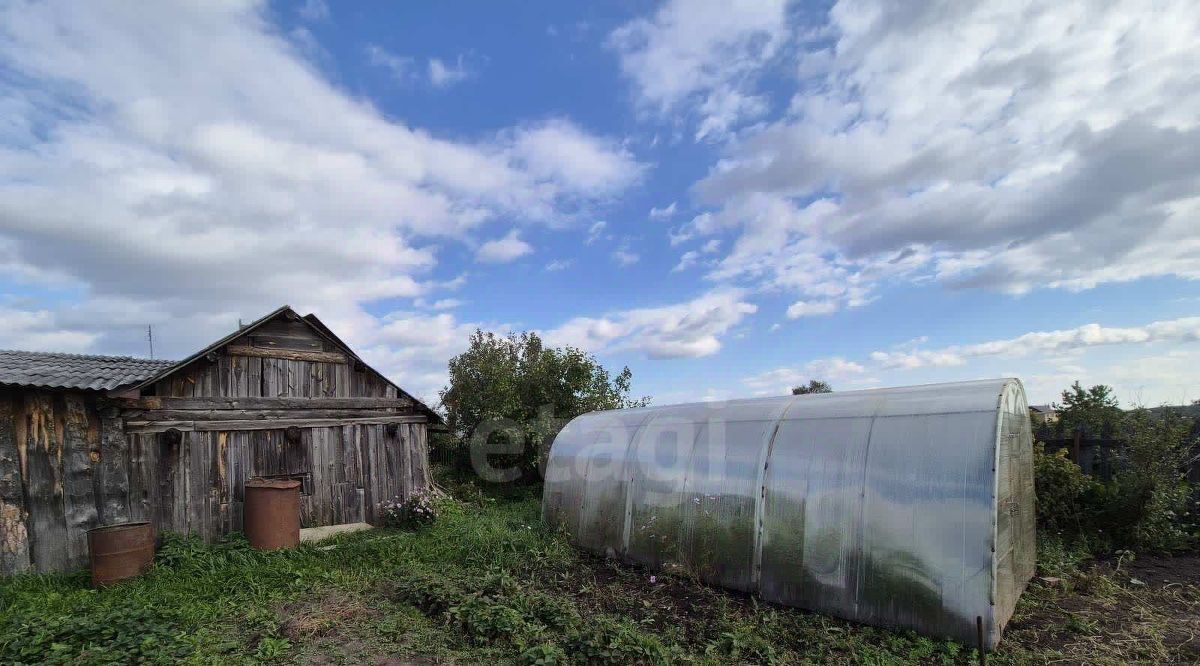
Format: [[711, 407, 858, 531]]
[[380, 489, 439, 530]]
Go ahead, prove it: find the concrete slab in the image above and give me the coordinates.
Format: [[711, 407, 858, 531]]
[[299, 522, 373, 543]]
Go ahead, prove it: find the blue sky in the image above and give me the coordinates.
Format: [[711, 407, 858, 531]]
[[0, 0, 1197, 407]]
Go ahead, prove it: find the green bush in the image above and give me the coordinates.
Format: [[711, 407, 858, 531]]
[[1033, 400, 1198, 553], [1033, 443, 1095, 533], [387, 569, 465, 616], [519, 643, 568, 666]]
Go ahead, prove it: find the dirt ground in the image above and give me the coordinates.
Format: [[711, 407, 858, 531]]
[[1003, 554, 1200, 665]]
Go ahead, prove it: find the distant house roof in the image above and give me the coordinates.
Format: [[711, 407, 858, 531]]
[[0, 350, 176, 391], [1029, 404, 1056, 413]]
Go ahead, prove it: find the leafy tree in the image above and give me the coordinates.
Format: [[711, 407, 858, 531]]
[[792, 380, 832, 395], [439, 330, 648, 481], [1053, 382, 1123, 438], [1103, 407, 1198, 550]]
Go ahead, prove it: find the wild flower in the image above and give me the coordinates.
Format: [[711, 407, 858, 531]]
[[380, 489, 439, 530]]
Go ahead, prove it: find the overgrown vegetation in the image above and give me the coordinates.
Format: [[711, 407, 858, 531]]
[[437, 330, 648, 479], [790, 379, 832, 395], [1033, 383, 1200, 554], [2, 481, 1197, 665]]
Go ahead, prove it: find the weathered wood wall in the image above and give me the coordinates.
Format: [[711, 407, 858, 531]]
[[0, 315, 433, 575]]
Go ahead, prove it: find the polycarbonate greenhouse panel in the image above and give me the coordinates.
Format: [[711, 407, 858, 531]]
[[542, 379, 1036, 648]]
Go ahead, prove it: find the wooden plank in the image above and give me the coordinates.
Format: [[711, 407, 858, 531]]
[[172, 431, 188, 536], [113, 396, 413, 411], [247, 356, 262, 397], [335, 363, 350, 397], [395, 424, 410, 500], [125, 415, 427, 434], [358, 426, 374, 523], [217, 432, 229, 505], [227, 345, 348, 364], [128, 433, 155, 523], [0, 390, 31, 574], [155, 430, 179, 535], [187, 432, 207, 539], [410, 424, 428, 493], [331, 425, 346, 485], [97, 412, 131, 525], [310, 428, 328, 524], [22, 392, 68, 573], [285, 427, 310, 476], [248, 333, 322, 352], [60, 394, 99, 569], [417, 425, 431, 490], [343, 425, 360, 488], [124, 408, 413, 422], [208, 432, 223, 539]]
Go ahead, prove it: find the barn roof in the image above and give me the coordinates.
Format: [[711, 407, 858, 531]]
[[0, 307, 442, 423], [0, 350, 176, 391]]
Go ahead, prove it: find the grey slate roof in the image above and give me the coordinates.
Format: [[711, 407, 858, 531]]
[[0, 350, 177, 391]]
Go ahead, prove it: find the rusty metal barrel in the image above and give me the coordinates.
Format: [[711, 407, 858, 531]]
[[88, 521, 155, 587], [243, 477, 302, 550]]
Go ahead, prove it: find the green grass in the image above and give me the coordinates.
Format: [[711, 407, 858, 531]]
[[1, 484, 1197, 665]]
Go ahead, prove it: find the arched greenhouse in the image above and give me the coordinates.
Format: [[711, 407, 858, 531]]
[[542, 379, 1036, 648]]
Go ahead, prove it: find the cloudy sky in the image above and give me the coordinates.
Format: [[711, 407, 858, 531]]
[[0, 0, 1197, 407]]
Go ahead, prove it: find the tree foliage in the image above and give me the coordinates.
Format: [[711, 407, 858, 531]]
[[791, 380, 832, 395], [439, 330, 648, 480], [1053, 381, 1123, 438], [1034, 382, 1199, 553]]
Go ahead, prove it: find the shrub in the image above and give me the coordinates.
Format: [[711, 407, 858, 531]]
[[449, 595, 533, 643], [1033, 443, 1095, 533], [1034, 403, 1199, 553], [380, 489, 440, 530], [387, 570, 465, 616], [519, 643, 568, 666]]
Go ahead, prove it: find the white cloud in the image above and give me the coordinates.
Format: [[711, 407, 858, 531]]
[[608, 0, 788, 137], [672, 250, 699, 272], [298, 0, 329, 22], [585, 221, 608, 245], [545, 259, 572, 272], [612, 248, 640, 266], [681, 0, 1200, 303], [476, 230, 533, 263], [0, 305, 97, 352], [428, 55, 470, 88], [0, 1, 639, 392], [743, 357, 865, 395], [786, 300, 838, 318], [869, 349, 966, 370], [503, 119, 644, 195], [366, 44, 415, 82], [543, 289, 757, 359], [414, 298, 464, 311], [649, 202, 677, 220], [870, 317, 1200, 369]]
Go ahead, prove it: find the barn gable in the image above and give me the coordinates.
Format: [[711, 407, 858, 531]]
[[129, 306, 440, 422]]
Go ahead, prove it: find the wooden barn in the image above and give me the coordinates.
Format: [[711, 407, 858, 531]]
[[0, 306, 438, 575]]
